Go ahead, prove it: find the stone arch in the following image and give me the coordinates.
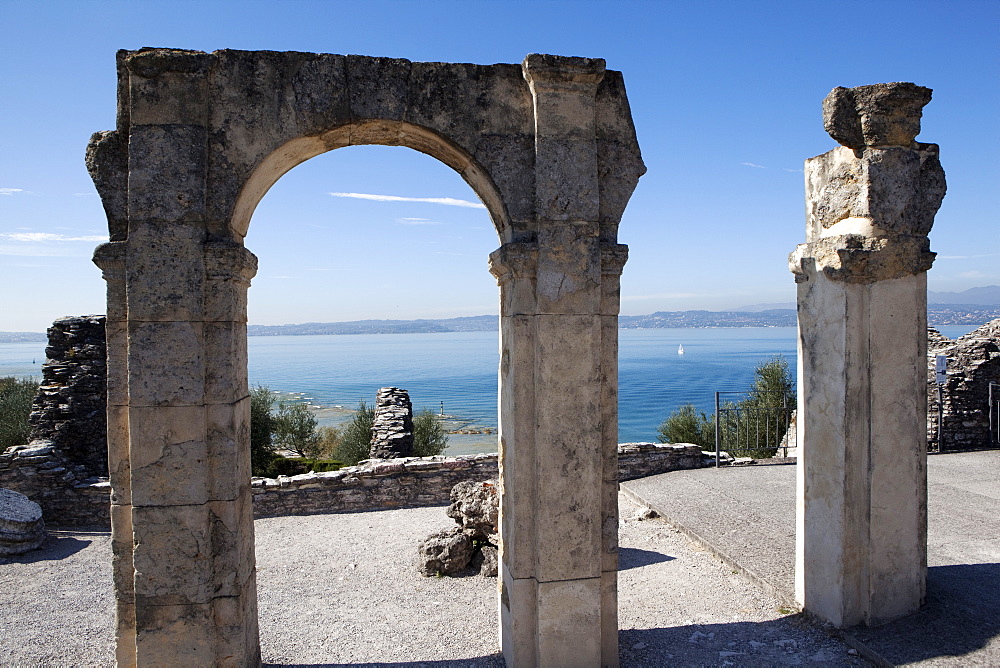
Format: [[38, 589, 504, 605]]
[[228, 122, 511, 243], [88, 48, 644, 667]]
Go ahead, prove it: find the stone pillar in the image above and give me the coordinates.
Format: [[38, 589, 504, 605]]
[[369, 387, 415, 458], [491, 54, 620, 668], [113, 49, 261, 667], [790, 83, 946, 628], [92, 239, 133, 666]]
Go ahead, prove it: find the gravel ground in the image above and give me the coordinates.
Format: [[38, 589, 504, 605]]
[[0, 495, 865, 666]]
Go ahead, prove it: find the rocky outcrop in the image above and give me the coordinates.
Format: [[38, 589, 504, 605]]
[[369, 387, 414, 459], [928, 319, 1000, 450], [0, 488, 46, 556], [29, 315, 108, 477], [418, 479, 499, 577]]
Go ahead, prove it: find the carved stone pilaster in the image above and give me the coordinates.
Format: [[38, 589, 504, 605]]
[[490, 242, 538, 317], [93, 241, 127, 322], [204, 241, 258, 323]]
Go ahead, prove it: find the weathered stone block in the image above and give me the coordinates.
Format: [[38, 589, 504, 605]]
[[127, 125, 207, 223], [127, 322, 204, 406], [823, 82, 932, 149], [537, 577, 603, 667], [204, 323, 249, 404], [129, 405, 208, 507]]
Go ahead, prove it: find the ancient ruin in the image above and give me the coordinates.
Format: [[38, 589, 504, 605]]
[[928, 319, 1000, 450], [790, 82, 945, 628], [29, 315, 109, 477], [87, 48, 643, 667], [369, 387, 415, 458]]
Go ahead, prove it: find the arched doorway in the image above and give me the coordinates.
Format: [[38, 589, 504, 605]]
[[88, 48, 644, 667]]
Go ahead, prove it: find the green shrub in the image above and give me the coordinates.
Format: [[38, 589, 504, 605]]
[[0, 377, 40, 449], [656, 403, 713, 448], [335, 401, 376, 466], [249, 385, 277, 476], [413, 408, 449, 457]]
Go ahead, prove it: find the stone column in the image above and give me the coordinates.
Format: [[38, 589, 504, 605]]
[[491, 54, 619, 668], [369, 387, 415, 458], [118, 49, 261, 666], [93, 240, 134, 667], [790, 83, 946, 628]]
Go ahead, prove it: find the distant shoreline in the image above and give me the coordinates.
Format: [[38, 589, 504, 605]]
[[2, 305, 997, 342]]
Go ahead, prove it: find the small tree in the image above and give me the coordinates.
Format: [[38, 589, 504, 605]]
[[657, 403, 712, 448], [413, 408, 449, 457], [249, 385, 277, 476], [272, 401, 319, 458], [312, 425, 341, 460], [0, 377, 39, 449], [726, 356, 796, 458], [335, 401, 376, 466]]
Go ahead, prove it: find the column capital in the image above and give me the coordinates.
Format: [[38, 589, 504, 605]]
[[205, 241, 258, 287], [600, 243, 629, 278], [522, 54, 605, 93], [93, 241, 127, 281], [489, 242, 538, 284]]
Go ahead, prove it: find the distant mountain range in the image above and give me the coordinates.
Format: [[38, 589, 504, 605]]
[[3, 287, 997, 342]]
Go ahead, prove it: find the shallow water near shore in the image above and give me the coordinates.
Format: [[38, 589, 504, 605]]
[[0, 324, 980, 455]]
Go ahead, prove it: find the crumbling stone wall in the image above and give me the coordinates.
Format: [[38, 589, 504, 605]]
[[927, 319, 1000, 450], [369, 387, 414, 458], [29, 315, 108, 477], [0, 441, 110, 526]]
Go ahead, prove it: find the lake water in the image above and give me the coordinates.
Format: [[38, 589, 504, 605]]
[[0, 324, 980, 456]]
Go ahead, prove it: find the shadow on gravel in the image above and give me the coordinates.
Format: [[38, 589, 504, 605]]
[[265, 658, 504, 667], [620, 617, 859, 666], [0, 532, 98, 564], [846, 562, 1000, 666], [619, 546, 676, 571]]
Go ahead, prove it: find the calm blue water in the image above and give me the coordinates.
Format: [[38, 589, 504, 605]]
[[0, 324, 980, 450]]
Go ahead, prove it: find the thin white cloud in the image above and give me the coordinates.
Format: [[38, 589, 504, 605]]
[[329, 192, 486, 209], [740, 162, 766, 169], [783, 168, 804, 173], [1, 232, 108, 243], [397, 217, 443, 226], [0, 188, 26, 195], [938, 252, 1000, 260], [959, 270, 993, 279]]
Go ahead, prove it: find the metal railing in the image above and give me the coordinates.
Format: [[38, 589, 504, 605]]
[[714, 391, 795, 464], [991, 382, 1000, 446]]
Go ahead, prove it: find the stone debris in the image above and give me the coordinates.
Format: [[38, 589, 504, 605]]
[[418, 479, 500, 577], [446, 479, 498, 542], [369, 387, 415, 459], [0, 488, 46, 556], [416, 528, 474, 577]]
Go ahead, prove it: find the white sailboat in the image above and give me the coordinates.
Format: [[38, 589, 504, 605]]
[[678, 344, 685, 355]]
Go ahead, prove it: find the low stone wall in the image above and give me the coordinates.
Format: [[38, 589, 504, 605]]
[[1, 441, 707, 526], [0, 441, 110, 527], [251, 443, 708, 518], [616, 443, 706, 481]]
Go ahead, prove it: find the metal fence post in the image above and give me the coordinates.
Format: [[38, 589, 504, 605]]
[[714, 391, 721, 468]]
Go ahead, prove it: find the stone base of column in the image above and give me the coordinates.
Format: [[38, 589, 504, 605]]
[[795, 272, 928, 628]]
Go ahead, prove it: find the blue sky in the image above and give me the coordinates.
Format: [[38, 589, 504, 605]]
[[1, 0, 997, 331]]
